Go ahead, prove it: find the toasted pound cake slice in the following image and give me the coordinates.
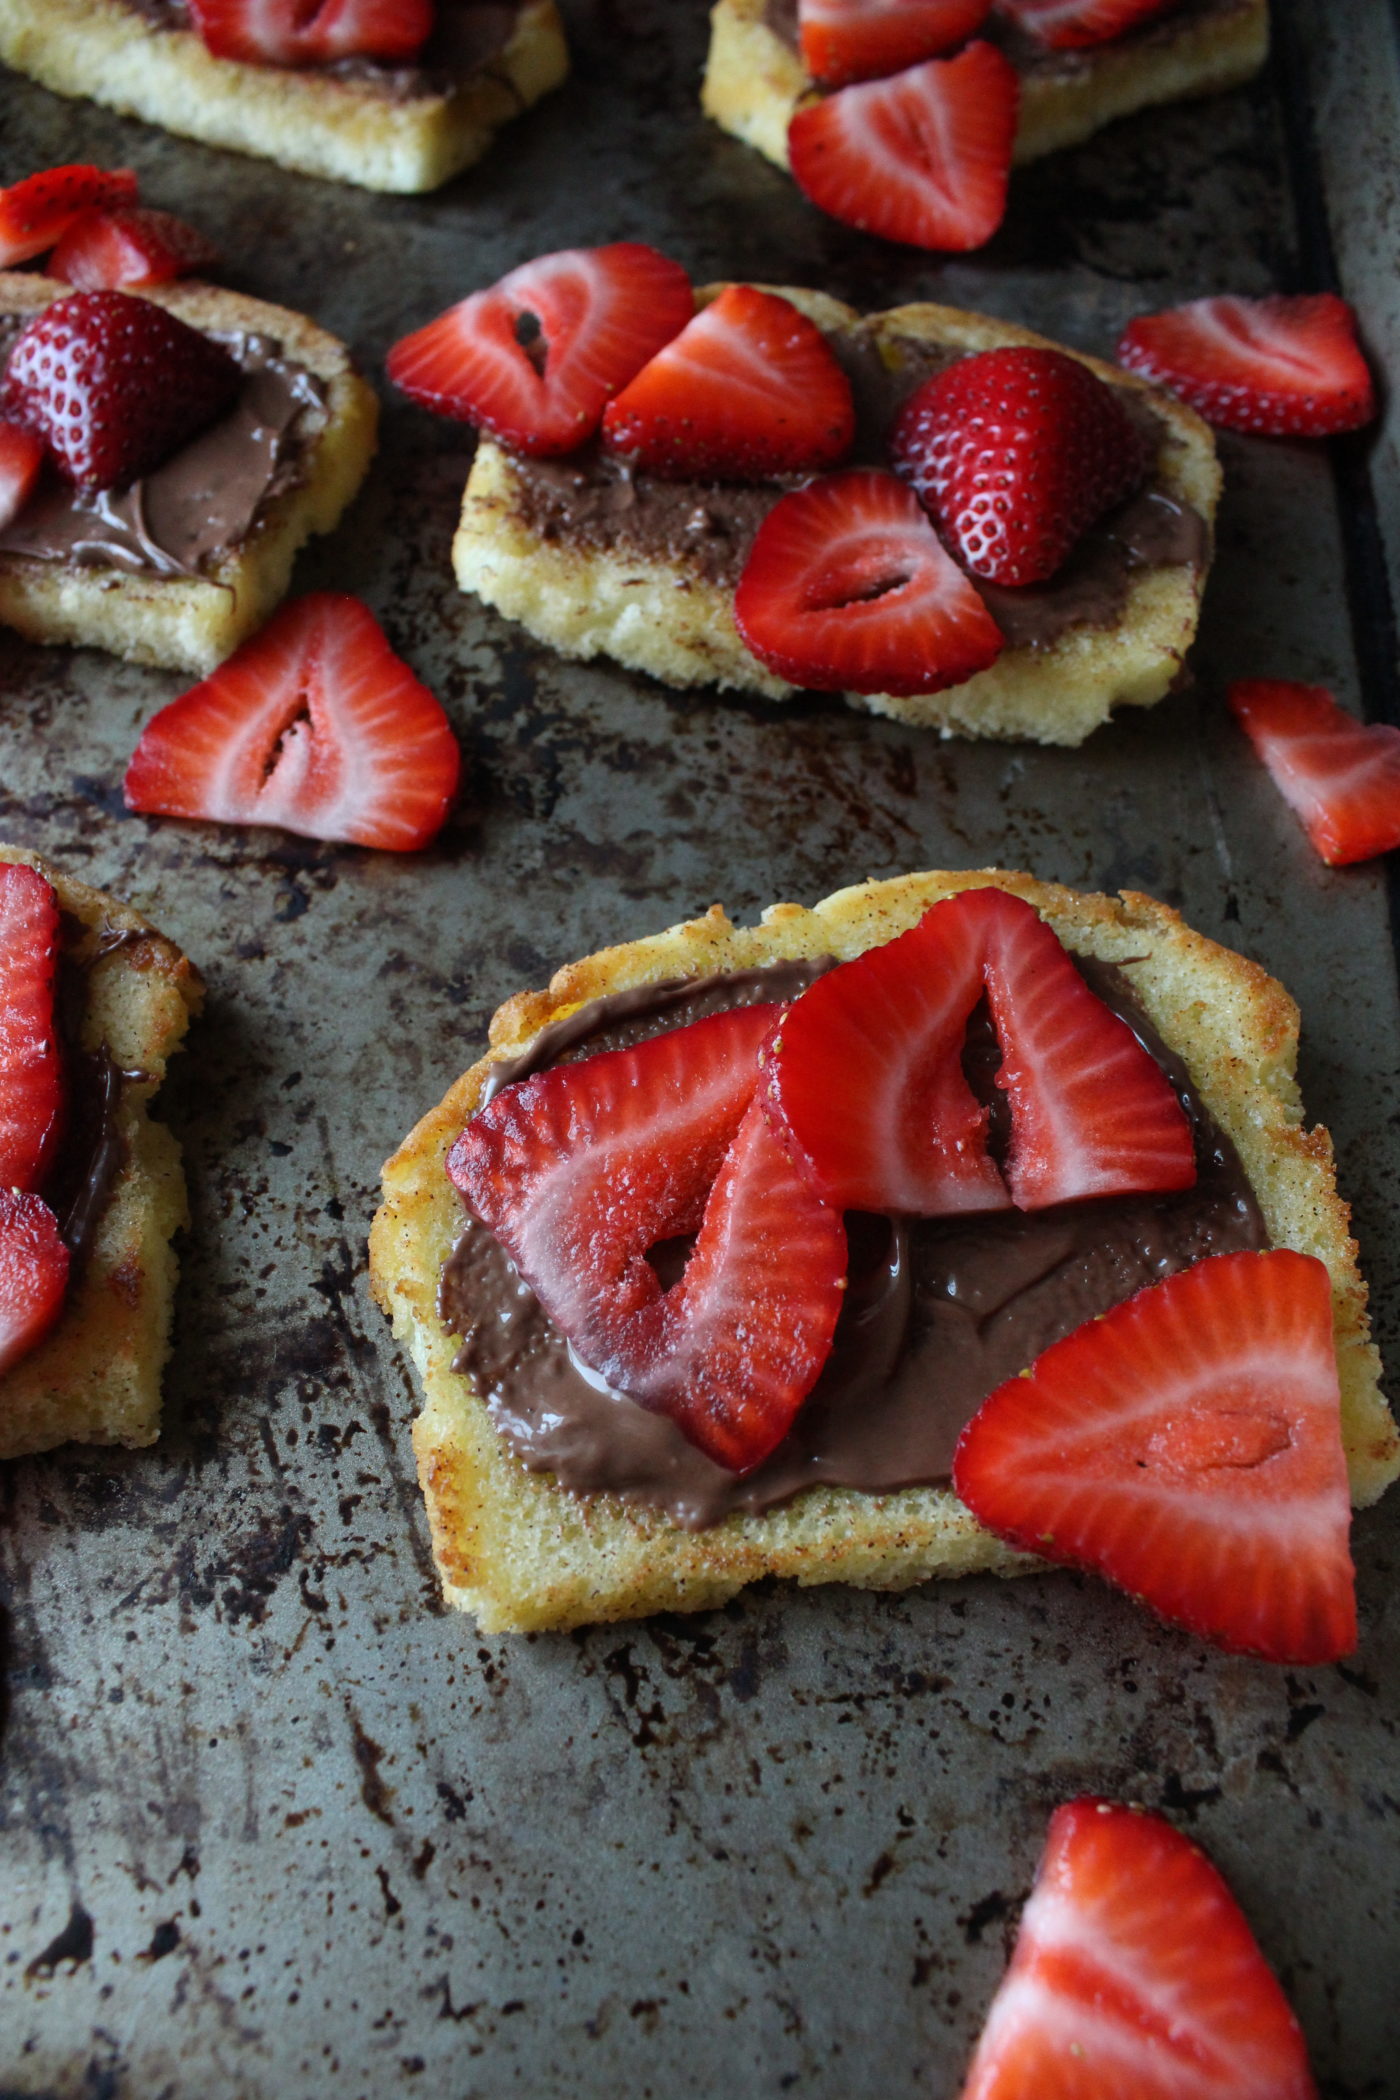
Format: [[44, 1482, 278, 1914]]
[[369, 870, 1399, 1634], [0, 271, 378, 672], [0, 0, 569, 195], [0, 844, 202, 1460]]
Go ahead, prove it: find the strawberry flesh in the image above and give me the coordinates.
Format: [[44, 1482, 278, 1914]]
[[953, 1248, 1356, 1664], [993, 0, 1177, 51], [600, 285, 856, 480], [123, 592, 460, 852], [799, 0, 993, 87], [0, 419, 45, 533], [0, 1189, 70, 1376], [0, 862, 64, 1195], [0, 164, 138, 268], [187, 0, 433, 65], [1117, 294, 1377, 436], [49, 206, 221, 291], [1229, 678, 1400, 867]]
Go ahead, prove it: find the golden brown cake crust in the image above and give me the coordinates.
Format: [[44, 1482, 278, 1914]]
[[0, 844, 203, 1461], [369, 869, 1398, 1635]]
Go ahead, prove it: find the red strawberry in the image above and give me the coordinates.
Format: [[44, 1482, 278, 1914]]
[[387, 244, 695, 458], [799, 0, 992, 87], [0, 419, 45, 533], [786, 41, 1018, 252], [958, 1798, 1318, 2100], [0, 1189, 70, 1376], [49, 206, 221, 292], [891, 346, 1150, 586], [0, 164, 137, 268], [187, 0, 432, 64], [734, 470, 1003, 695], [1228, 679, 1400, 867], [0, 862, 64, 1195], [123, 594, 460, 853], [447, 1005, 846, 1474], [1117, 294, 1376, 436], [766, 885, 1194, 1214], [599, 285, 856, 480], [953, 1248, 1356, 1663], [1, 290, 240, 492], [993, 0, 1176, 51]]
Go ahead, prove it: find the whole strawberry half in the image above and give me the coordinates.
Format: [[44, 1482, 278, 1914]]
[[187, 0, 433, 65], [447, 1004, 846, 1474], [953, 1248, 1356, 1664], [799, 0, 992, 87], [0, 861, 64, 1195], [2, 290, 241, 492], [0, 419, 45, 533], [0, 1189, 70, 1376], [1228, 678, 1400, 867], [766, 884, 1194, 1214], [0, 163, 138, 268], [992, 0, 1176, 52], [49, 206, 221, 292], [959, 1798, 1318, 2100], [600, 284, 855, 480], [387, 244, 695, 458], [123, 593, 460, 852], [891, 346, 1151, 586], [1117, 293, 1377, 436]]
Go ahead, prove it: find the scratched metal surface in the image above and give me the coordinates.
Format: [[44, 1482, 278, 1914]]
[[2, 3, 1399, 2094]]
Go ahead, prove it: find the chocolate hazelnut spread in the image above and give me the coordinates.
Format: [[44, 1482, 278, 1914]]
[[441, 954, 1266, 1529], [42, 922, 148, 1275], [763, 0, 1252, 83]]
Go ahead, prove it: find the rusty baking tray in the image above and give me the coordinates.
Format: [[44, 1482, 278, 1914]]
[[2, 2, 1399, 2093]]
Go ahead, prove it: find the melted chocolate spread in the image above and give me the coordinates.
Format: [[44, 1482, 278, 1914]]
[[440, 956, 1266, 1529], [764, 0, 1252, 81], [42, 918, 152, 1275], [117, 0, 522, 100]]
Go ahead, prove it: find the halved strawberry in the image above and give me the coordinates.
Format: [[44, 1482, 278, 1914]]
[[123, 593, 460, 853], [799, 0, 992, 87], [1228, 679, 1400, 867], [993, 0, 1176, 51], [0, 164, 137, 268], [0, 861, 64, 1195], [786, 41, 1018, 252], [959, 1798, 1318, 2100], [0, 420, 45, 533], [49, 206, 221, 292], [447, 1004, 846, 1473], [387, 244, 695, 458], [1117, 294, 1377, 436], [953, 1249, 1356, 1663], [187, 0, 432, 64], [1, 290, 240, 492], [766, 885, 1194, 1213], [891, 346, 1150, 586], [0, 1189, 70, 1376], [599, 285, 856, 480], [734, 470, 1003, 695]]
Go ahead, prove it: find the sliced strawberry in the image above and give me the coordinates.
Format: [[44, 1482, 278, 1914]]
[[953, 1249, 1356, 1663], [599, 285, 856, 480], [1228, 679, 1400, 867], [1117, 294, 1377, 437], [48, 206, 221, 292], [993, 0, 1176, 51], [891, 346, 1150, 586], [959, 1798, 1318, 2100], [123, 594, 460, 853], [799, 0, 992, 87], [786, 41, 1018, 252], [0, 419, 45, 533], [187, 0, 432, 64], [0, 1189, 70, 1375], [734, 470, 1003, 695], [1, 290, 240, 492], [766, 885, 1194, 1213], [387, 244, 695, 458], [447, 1005, 846, 1473], [0, 862, 64, 1194], [0, 164, 137, 268]]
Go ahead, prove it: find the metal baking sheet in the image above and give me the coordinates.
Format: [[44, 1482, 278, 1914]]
[[3, 4, 1399, 2092]]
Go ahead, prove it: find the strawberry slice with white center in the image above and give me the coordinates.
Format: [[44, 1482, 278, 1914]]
[[1117, 294, 1376, 436], [734, 469, 1003, 695], [786, 41, 1019, 252], [958, 1797, 1318, 2100], [0, 420, 45, 533], [766, 886, 1195, 1214], [799, 0, 992, 88], [387, 244, 696, 458], [0, 862, 64, 1195], [187, 0, 432, 64], [49, 206, 221, 292], [0, 164, 138, 268], [993, 0, 1177, 51], [123, 593, 460, 852], [0, 1189, 70, 1376], [600, 285, 856, 479], [1229, 678, 1400, 867], [447, 1005, 846, 1474], [953, 1248, 1356, 1664]]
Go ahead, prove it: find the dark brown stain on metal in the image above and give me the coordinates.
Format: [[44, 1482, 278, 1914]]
[[26, 1902, 94, 1976]]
